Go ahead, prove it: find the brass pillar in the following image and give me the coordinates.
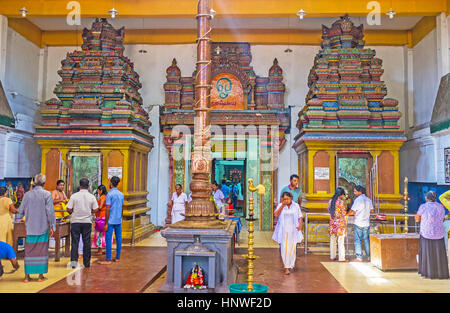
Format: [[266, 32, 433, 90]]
[[173, 0, 222, 229], [403, 177, 409, 233]]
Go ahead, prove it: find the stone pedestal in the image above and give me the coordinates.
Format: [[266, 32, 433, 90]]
[[160, 219, 237, 293]]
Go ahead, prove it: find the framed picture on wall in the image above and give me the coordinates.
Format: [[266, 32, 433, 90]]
[[445, 148, 450, 184]]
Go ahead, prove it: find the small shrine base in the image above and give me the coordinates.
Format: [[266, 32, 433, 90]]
[[370, 233, 419, 271], [160, 219, 237, 293]]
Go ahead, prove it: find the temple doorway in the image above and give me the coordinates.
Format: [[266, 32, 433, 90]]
[[68, 152, 102, 195], [336, 153, 372, 202], [212, 159, 246, 217]]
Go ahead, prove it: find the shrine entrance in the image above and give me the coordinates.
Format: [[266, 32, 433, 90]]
[[212, 159, 246, 217], [68, 152, 102, 195], [161, 42, 291, 230]]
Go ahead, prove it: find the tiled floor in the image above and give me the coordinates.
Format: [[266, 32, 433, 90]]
[[322, 261, 450, 293], [3, 230, 450, 293], [0, 255, 99, 293]]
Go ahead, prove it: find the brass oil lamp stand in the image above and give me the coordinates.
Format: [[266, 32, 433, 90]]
[[242, 178, 265, 291], [403, 177, 408, 233]]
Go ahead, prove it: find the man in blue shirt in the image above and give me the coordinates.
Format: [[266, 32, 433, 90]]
[[280, 174, 303, 207], [100, 176, 124, 265], [0, 241, 20, 277], [220, 179, 231, 199]]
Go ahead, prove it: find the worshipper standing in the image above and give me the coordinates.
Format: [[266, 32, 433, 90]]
[[230, 176, 240, 211], [92, 185, 108, 255], [328, 187, 348, 262], [212, 182, 225, 206], [415, 191, 449, 279], [438, 190, 450, 251], [280, 174, 303, 206], [66, 178, 98, 268], [52, 180, 68, 219], [100, 176, 124, 265], [0, 241, 20, 278], [168, 184, 188, 224], [272, 191, 303, 275], [0, 186, 17, 245], [348, 185, 374, 262], [221, 179, 231, 199], [16, 173, 56, 283]]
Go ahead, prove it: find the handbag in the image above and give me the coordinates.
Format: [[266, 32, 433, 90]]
[[95, 217, 106, 232]]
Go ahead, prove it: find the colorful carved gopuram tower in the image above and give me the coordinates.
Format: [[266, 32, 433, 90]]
[[35, 18, 155, 242], [293, 15, 406, 225]]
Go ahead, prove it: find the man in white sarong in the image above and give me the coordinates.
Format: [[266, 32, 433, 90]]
[[168, 184, 188, 224], [272, 191, 303, 275]]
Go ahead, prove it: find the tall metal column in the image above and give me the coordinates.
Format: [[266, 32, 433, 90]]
[[173, 0, 222, 229]]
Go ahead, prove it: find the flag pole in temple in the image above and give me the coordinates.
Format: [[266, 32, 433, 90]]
[[171, 0, 223, 229]]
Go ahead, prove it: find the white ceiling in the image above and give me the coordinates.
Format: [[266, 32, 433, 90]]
[[28, 16, 422, 31]]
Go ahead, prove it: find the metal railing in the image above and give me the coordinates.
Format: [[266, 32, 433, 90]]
[[52, 210, 137, 246], [303, 212, 420, 255]]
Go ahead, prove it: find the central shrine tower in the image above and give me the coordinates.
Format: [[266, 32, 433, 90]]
[[293, 15, 406, 223]]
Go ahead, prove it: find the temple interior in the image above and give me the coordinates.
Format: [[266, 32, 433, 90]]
[[0, 0, 449, 295]]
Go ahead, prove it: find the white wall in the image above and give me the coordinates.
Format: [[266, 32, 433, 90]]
[[412, 28, 440, 127], [400, 17, 450, 187], [0, 28, 41, 180]]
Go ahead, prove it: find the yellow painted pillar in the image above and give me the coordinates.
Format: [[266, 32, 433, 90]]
[[120, 149, 130, 195], [390, 150, 400, 195], [308, 150, 317, 194], [101, 149, 111, 187], [40, 147, 50, 175], [329, 150, 337, 193]]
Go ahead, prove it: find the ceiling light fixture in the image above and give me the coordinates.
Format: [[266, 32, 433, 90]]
[[19, 7, 28, 18], [386, 8, 396, 19], [109, 8, 118, 19], [296, 9, 306, 20]]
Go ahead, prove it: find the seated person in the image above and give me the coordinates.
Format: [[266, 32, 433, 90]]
[[0, 241, 20, 277], [226, 198, 234, 216]]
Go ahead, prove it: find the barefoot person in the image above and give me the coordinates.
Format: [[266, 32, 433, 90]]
[[328, 187, 348, 262], [100, 176, 124, 265], [66, 178, 98, 268], [52, 180, 68, 219], [92, 185, 107, 255], [0, 240, 20, 277], [0, 186, 17, 245], [272, 192, 303, 275], [168, 184, 188, 224], [416, 191, 449, 279], [17, 173, 55, 283]]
